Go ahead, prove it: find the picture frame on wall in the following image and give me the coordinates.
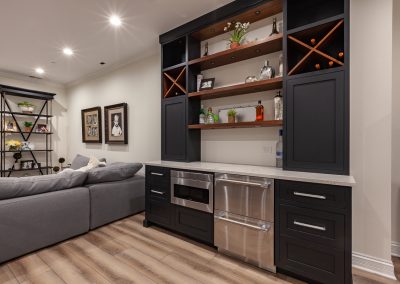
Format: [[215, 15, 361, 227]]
[[104, 103, 128, 144], [81, 107, 102, 143]]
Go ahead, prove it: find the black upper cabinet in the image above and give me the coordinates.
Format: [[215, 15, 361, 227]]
[[284, 70, 348, 174], [162, 37, 186, 69]]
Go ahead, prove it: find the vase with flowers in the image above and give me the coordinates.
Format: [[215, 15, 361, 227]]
[[223, 21, 250, 49], [6, 140, 22, 151], [227, 109, 237, 123]]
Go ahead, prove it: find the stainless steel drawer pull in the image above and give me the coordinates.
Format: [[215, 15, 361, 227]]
[[151, 190, 165, 195], [151, 172, 164, 176], [293, 192, 326, 200], [294, 221, 326, 231], [217, 179, 271, 188], [216, 216, 270, 231]]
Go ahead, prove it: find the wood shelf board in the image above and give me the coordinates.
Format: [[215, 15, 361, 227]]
[[191, 0, 283, 41], [1, 131, 53, 135], [162, 62, 186, 72], [189, 120, 283, 129], [1, 111, 53, 118], [189, 34, 283, 70], [188, 78, 283, 100]]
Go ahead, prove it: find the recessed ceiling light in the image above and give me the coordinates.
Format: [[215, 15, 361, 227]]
[[35, 68, 45, 74], [109, 15, 122, 27], [63, 47, 74, 56]]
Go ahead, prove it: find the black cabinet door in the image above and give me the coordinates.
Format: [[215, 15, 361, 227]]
[[146, 197, 172, 227], [285, 70, 348, 174], [162, 96, 187, 161]]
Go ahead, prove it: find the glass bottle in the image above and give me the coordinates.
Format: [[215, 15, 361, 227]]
[[278, 54, 284, 77], [260, 60, 275, 80], [206, 107, 214, 124], [256, 101, 264, 121], [274, 91, 283, 120], [199, 105, 206, 124], [276, 129, 283, 168]]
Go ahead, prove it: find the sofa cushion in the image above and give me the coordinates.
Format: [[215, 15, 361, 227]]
[[86, 162, 143, 184], [0, 170, 88, 200], [71, 154, 107, 170]]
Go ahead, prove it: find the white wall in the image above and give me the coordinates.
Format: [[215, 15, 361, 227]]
[[66, 53, 161, 165], [351, 0, 393, 266], [0, 72, 68, 166]]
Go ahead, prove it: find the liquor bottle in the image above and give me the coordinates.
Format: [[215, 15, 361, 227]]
[[310, 38, 317, 46], [199, 105, 206, 124], [274, 91, 283, 120], [276, 129, 283, 168], [260, 60, 275, 80], [315, 63, 321, 70], [206, 107, 214, 124], [270, 18, 279, 36], [256, 101, 264, 121]]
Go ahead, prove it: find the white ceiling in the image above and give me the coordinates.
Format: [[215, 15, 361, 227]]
[[0, 0, 233, 85]]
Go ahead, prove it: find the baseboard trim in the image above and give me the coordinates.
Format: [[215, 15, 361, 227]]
[[352, 252, 396, 280], [392, 241, 400, 257]]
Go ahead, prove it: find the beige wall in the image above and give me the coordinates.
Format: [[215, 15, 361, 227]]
[[392, 0, 400, 245], [351, 0, 393, 262], [0, 72, 68, 164], [66, 53, 161, 166]]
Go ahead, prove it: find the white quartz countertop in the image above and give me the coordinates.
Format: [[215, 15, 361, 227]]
[[144, 161, 356, 187]]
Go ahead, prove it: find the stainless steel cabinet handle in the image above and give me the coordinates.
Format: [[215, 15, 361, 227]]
[[151, 190, 165, 195], [294, 221, 326, 231], [216, 179, 271, 188], [293, 192, 326, 200], [151, 172, 164, 176], [216, 216, 270, 231]]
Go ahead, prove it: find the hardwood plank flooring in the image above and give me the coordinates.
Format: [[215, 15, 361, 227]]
[[0, 213, 398, 284]]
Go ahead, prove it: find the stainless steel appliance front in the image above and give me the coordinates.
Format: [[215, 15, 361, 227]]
[[171, 170, 213, 213], [214, 173, 275, 272]]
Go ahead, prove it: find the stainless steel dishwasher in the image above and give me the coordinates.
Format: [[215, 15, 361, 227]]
[[214, 173, 275, 272]]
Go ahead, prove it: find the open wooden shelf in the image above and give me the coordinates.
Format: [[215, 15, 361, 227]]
[[188, 78, 282, 100], [191, 0, 283, 41], [189, 120, 283, 129], [189, 34, 283, 70], [2, 131, 52, 135]]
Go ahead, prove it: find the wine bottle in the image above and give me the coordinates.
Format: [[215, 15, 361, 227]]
[[256, 101, 264, 121]]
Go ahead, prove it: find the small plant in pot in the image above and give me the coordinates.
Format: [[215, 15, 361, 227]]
[[24, 121, 33, 132], [227, 109, 237, 123], [223, 21, 250, 49], [17, 102, 35, 114]]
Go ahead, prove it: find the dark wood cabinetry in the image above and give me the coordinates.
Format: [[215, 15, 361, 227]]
[[275, 180, 352, 284]]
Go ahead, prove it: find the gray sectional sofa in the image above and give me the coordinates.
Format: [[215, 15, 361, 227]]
[[0, 161, 145, 264]]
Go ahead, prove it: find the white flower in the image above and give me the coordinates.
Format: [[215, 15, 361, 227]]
[[224, 27, 228, 32]]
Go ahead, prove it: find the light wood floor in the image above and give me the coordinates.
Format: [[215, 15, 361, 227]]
[[0, 213, 398, 284]]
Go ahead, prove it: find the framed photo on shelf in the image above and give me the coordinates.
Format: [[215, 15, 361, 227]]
[[3, 119, 17, 132], [199, 78, 215, 91], [104, 103, 128, 144], [20, 160, 34, 170], [81, 107, 102, 143], [36, 124, 49, 133]]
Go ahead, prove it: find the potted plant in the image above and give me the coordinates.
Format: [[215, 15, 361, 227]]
[[227, 109, 237, 123], [17, 102, 35, 114], [24, 121, 33, 132], [5, 139, 21, 151], [223, 21, 250, 49]]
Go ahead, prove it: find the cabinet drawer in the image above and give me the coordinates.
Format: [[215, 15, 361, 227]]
[[146, 183, 169, 202], [146, 198, 172, 227], [277, 180, 349, 211], [280, 204, 345, 249], [277, 235, 345, 284], [146, 166, 170, 186], [174, 205, 213, 244]]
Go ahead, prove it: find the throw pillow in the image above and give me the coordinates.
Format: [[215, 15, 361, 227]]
[[86, 162, 143, 184]]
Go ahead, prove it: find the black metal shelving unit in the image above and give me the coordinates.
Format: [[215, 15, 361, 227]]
[[0, 85, 55, 177]]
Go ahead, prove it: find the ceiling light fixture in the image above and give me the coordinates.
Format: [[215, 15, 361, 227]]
[[63, 47, 74, 56], [109, 15, 122, 27], [35, 68, 45, 74]]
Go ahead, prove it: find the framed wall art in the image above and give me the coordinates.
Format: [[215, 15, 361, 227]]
[[81, 107, 102, 143], [104, 103, 128, 144]]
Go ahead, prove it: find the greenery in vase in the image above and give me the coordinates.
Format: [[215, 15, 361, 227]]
[[223, 22, 250, 44], [227, 109, 237, 117], [17, 101, 35, 107], [24, 121, 33, 128]]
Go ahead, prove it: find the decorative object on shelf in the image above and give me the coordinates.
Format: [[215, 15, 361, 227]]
[[315, 63, 321, 70], [213, 114, 219, 123], [274, 91, 283, 121], [81, 107, 102, 143], [13, 153, 22, 170], [21, 160, 34, 170], [199, 78, 215, 91], [310, 38, 317, 46], [276, 129, 283, 168], [245, 76, 258, 83], [21, 141, 34, 151], [24, 121, 33, 132], [197, 74, 204, 92], [4, 119, 17, 132], [199, 105, 206, 124], [256, 101, 264, 121], [37, 124, 49, 133], [328, 61, 334, 67], [53, 166, 60, 173], [14, 162, 20, 170], [338, 51, 344, 60], [17, 101, 36, 114], [260, 60, 275, 80], [223, 21, 250, 49], [206, 107, 215, 124], [203, 42, 209, 57], [5, 139, 21, 151], [227, 109, 237, 123], [278, 54, 284, 77], [269, 17, 279, 36], [59, 157, 65, 170], [105, 103, 128, 144], [34, 162, 41, 169]]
